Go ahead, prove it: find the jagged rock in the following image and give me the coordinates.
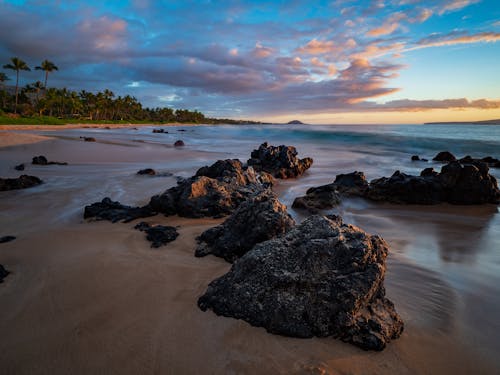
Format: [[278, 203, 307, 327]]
[[32, 155, 67, 165], [292, 184, 341, 213], [14, 164, 25, 171], [80, 137, 96, 142], [433, 151, 456, 162], [149, 159, 267, 218], [0, 264, 9, 283], [174, 140, 185, 147], [0, 175, 42, 191], [458, 155, 500, 168], [198, 215, 403, 351], [0, 236, 16, 243], [137, 168, 156, 176], [333, 171, 369, 196], [368, 161, 500, 204], [247, 142, 313, 179], [134, 222, 179, 248], [84, 197, 155, 223], [196, 190, 295, 262]]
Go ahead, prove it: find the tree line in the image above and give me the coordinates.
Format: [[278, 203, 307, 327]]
[[0, 57, 261, 124]]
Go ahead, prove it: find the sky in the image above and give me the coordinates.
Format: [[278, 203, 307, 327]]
[[0, 0, 499, 124]]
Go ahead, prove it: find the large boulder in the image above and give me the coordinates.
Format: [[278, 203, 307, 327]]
[[196, 190, 295, 262], [84, 197, 155, 223], [292, 184, 341, 213], [332, 171, 369, 196], [247, 142, 313, 178], [0, 175, 42, 191], [198, 215, 404, 351], [149, 159, 268, 218]]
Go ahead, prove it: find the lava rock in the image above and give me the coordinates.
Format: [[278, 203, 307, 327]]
[[0, 236, 16, 243], [0, 264, 9, 283], [149, 159, 267, 218], [411, 155, 420, 161], [292, 184, 341, 213], [332, 171, 370, 196], [247, 142, 313, 179], [198, 215, 404, 351], [0, 175, 42, 191], [174, 140, 185, 147], [32, 155, 67, 165], [433, 151, 456, 162], [84, 197, 155, 223], [14, 164, 25, 171], [134, 221, 179, 248], [196, 190, 295, 262], [137, 168, 156, 176]]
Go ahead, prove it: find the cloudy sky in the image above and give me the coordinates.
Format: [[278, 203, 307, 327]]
[[0, 0, 499, 123]]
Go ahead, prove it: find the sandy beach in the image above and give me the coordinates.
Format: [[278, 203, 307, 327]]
[[1, 125, 499, 374]]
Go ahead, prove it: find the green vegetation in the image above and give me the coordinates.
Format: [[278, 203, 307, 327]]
[[1, 56, 263, 125]]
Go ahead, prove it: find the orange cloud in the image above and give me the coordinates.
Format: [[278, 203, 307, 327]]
[[438, 0, 480, 15], [296, 38, 337, 54], [414, 32, 500, 49]]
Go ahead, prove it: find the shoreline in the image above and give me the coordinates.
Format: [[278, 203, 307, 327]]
[[0, 122, 201, 131]]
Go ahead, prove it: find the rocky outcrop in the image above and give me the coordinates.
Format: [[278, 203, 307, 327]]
[[0, 175, 42, 191], [134, 222, 179, 248], [368, 161, 500, 204], [0, 236, 16, 243], [84, 197, 155, 223], [247, 142, 313, 179], [332, 171, 370, 196], [149, 159, 268, 218], [198, 215, 403, 351], [32, 155, 67, 165], [196, 190, 295, 262], [137, 168, 156, 176], [0, 264, 9, 283], [433, 151, 456, 162], [458, 155, 500, 168]]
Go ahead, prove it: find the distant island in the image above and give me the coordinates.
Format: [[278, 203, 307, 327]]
[[425, 119, 500, 125], [287, 120, 305, 124]]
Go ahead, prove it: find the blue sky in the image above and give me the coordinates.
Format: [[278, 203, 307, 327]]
[[0, 0, 499, 123]]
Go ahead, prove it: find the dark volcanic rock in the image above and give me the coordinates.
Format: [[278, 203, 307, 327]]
[[368, 161, 500, 204], [32, 155, 67, 165], [137, 168, 156, 176], [80, 137, 96, 142], [433, 151, 456, 162], [174, 140, 185, 147], [0, 264, 9, 283], [196, 190, 295, 262], [333, 171, 369, 196], [0, 236, 16, 243], [84, 197, 155, 223], [153, 128, 168, 133], [149, 159, 267, 218], [411, 155, 420, 161], [0, 175, 42, 191], [247, 142, 313, 179], [134, 221, 179, 248], [14, 163, 25, 171], [198, 215, 404, 351], [292, 184, 341, 213]]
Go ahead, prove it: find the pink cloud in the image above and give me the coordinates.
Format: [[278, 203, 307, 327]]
[[438, 0, 480, 15], [296, 38, 337, 54]]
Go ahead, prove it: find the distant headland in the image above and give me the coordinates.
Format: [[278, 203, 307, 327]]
[[425, 119, 500, 125], [287, 120, 305, 125]]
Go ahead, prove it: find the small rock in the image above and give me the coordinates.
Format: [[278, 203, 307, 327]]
[[32, 155, 67, 165], [134, 222, 179, 248], [411, 155, 420, 161], [174, 140, 185, 147], [14, 164, 25, 171], [0, 175, 42, 191], [84, 197, 155, 223], [433, 151, 456, 162], [0, 264, 9, 283], [137, 168, 156, 176], [153, 128, 168, 133], [80, 137, 96, 142], [0, 236, 16, 244]]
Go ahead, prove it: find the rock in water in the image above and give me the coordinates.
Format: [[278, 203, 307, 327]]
[[0, 175, 42, 191], [14, 163, 25, 171], [198, 215, 404, 351], [247, 142, 313, 178], [84, 197, 155, 223], [433, 151, 456, 162], [0, 264, 9, 283], [0, 236, 16, 243], [32, 155, 67, 165], [292, 184, 341, 213], [149, 159, 268, 218], [196, 190, 295, 262], [134, 222, 179, 248], [332, 171, 370, 196], [174, 140, 185, 147], [137, 168, 156, 176]]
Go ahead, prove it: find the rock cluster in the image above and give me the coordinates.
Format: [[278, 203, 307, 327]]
[[0, 175, 42, 191], [134, 222, 179, 248], [84, 197, 155, 223], [432, 151, 500, 168], [198, 215, 404, 351], [32, 155, 67, 165], [196, 190, 295, 262], [247, 142, 313, 178]]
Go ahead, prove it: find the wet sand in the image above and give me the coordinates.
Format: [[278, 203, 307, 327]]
[[0, 130, 498, 374]]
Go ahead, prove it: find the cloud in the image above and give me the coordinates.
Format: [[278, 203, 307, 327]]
[[373, 98, 500, 111], [296, 38, 337, 55], [415, 31, 500, 48], [438, 0, 480, 15]]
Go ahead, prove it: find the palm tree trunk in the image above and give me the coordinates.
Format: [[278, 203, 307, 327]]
[[14, 70, 19, 114], [44, 71, 48, 89]]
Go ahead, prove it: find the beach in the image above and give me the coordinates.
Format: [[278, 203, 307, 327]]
[[1, 124, 499, 374]]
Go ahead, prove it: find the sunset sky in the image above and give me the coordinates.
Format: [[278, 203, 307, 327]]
[[0, 0, 499, 123]]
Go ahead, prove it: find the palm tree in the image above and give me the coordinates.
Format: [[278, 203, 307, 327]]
[[0, 72, 9, 109], [35, 59, 58, 89], [3, 57, 31, 113]]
